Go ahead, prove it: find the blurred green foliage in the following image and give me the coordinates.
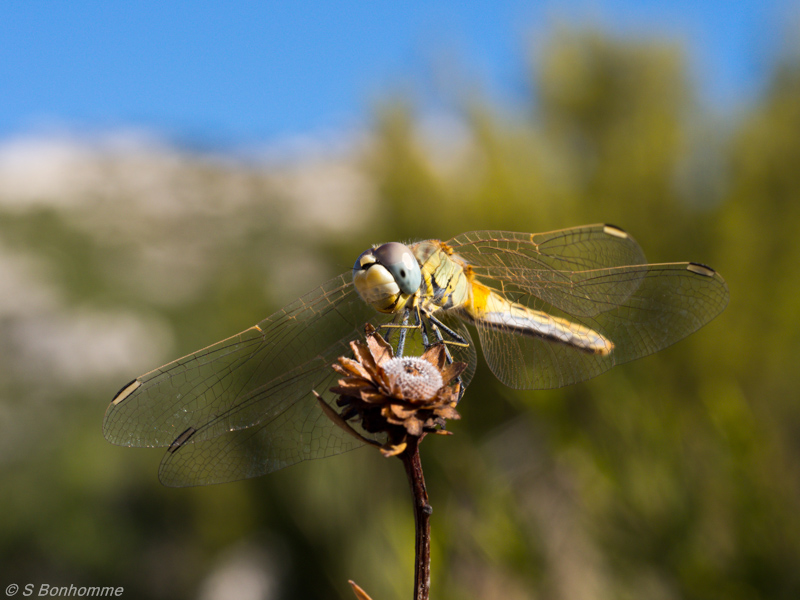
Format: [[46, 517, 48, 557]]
[[2, 30, 800, 600]]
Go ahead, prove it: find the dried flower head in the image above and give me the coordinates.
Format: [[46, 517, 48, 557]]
[[316, 324, 467, 457]]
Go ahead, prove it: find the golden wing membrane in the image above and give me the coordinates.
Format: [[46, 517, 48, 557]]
[[448, 228, 729, 389], [449, 225, 650, 317], [448, 225, 648, 272]]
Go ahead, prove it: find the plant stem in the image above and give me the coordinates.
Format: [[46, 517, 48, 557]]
[[400, 435, 432, 600]]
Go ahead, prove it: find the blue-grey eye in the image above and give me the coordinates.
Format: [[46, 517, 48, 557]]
[[373, 242, 421, 295]]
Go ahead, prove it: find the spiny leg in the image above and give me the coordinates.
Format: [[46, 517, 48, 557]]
[[381, 315, 396, 345], [423, 310, 468, 402], [396, 307, 410, 357], [428, 313, 469, 346], [426, 312, 469, 363], [415, 305, 430, 348], [379, 310, 410, 343], [379, 309, 425, 358]]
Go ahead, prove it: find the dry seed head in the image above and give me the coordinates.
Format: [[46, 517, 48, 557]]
[[320, 323, 467, 458], [382, 356, 444, 400]]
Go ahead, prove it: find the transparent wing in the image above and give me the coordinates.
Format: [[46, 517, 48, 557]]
[[448, 225, 647, 271], [104, 272, 478, 487], [468, 262, 729, 389], [156, 363, 353, 486], [103, 274, 395, 485], [448, 225, 649, 317], [438, 313, 477, 388], [157, 316, 477, 487]]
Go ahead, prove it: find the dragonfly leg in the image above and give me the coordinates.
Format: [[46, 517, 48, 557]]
[[379, 311, 405, 344], [415, 305, 430, 348], [423, 310, 467, 403], [396, 308, 410, 357], [428, 313, 469, 347], [426, 314, 455, 366], [378, 310, 417, 352]]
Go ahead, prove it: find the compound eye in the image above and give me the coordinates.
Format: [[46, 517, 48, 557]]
[[353, 248, 376, 276], [373, 242, 421, 295]]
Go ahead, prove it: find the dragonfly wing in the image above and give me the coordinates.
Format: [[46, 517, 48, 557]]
[[448, 225, 647, 271], [470, 263, 729, 389], [448, 225, 648, 317], [103, 273, 397, 483], [422, 312, 477, 388], [438, 313, 478, 388], [157, 363, 351, 486], [157, 314, 479, 487]]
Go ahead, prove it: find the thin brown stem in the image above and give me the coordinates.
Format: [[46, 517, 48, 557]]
[[400, 435, 432, 600]]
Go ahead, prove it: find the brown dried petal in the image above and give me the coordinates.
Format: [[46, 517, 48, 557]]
[[314, 391, 381, 448], [440, 361, 467, 385], [373, 369, 394, 394], [416, 391, 451, 409], [380, 405, 403, 425], [332, 363, 349, 376], [336, 356, 372, 379], [366, 330, 394, 367], [405, 416, 423, 437], [435, 405, 461, 420], [330, 377, 375, 395], [434, 385, 460, 405], [336, 376, 373, 388], [348, 580, 374, 600], [350, 340, 378, 373], [421, 343, 447, 371], [389, 403, 415, 419], [329, 386, 352, 398], [359, 388, 390, 404], [380, 441, 407, 457]]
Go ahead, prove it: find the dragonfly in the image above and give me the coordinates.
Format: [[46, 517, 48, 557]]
[[103, 224, 729, 487]]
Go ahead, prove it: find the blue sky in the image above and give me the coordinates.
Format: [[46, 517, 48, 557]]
[[1, 1, 796, 149]]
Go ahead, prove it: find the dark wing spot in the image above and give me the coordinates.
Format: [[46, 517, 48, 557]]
[[167, 427, 198, 453]]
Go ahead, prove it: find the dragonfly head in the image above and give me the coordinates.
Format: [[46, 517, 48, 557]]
[[353, 242, 422, 313]]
